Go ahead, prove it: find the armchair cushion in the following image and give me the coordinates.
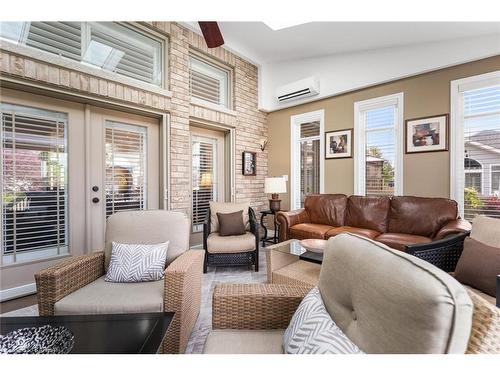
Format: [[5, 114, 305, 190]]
[[203, 330, 284, 354], [217, 210, 246, 236], [209, 201, 250, 232], [105, 210, 189, 270], [54, 276, 164, 315], [206, 232, 255, 253], [319, 234, 473, 354]]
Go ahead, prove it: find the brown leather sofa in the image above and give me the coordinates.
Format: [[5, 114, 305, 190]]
[[277, 194, 471, 252]]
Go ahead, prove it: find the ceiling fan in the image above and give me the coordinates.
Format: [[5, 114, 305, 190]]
[[198, 22, 224, 48]]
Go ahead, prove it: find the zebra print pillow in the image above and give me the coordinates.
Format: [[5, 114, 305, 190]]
[[105, 241, 169, 283], [283, 287, 364, 354]]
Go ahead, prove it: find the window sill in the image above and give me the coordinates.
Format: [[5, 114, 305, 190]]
[[1, 253, 72, 269], [190, 98, 238, 116], [1, 41, 173, 98]]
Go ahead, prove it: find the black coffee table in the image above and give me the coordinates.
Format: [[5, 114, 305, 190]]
[[0, 312, 174, 354]]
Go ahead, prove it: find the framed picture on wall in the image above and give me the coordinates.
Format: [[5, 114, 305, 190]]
[[242, 151, 256, 176], [405, 114, 449, 154], [325, 129, 353, 159]]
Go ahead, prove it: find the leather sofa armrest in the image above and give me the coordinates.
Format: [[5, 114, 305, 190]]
[[35, 252, 105, 316], [276, 209, 310, 242], [434, 219, 471, 240], [212, 284, 311, 330], [163, 250, 204, 353]]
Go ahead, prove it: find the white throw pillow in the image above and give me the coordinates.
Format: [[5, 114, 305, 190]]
[[105, 241, 169, 283], [283, 287, 364, 354]]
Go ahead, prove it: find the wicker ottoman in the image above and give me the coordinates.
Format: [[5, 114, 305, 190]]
[[271, 260, 320, 288]]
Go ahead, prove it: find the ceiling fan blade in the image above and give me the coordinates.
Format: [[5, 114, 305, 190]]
[[198, 21, 224, 48]]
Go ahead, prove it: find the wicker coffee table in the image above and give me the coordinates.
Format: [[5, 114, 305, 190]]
[[266, 239, 322, 288]]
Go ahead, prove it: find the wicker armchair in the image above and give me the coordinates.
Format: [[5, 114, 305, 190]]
[[203, 204, 260, 273], [35, 210, 203, 354]]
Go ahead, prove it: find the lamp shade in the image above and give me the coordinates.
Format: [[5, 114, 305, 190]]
[[264, 177, 286, 194]]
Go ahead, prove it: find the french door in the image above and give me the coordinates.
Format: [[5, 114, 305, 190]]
[[88, 107, 160, 251], [1, 89, 86, 277], [0, 89, 160, 265], [190, 126, 225, 245]]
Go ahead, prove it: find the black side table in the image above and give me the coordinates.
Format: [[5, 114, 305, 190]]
[[260, 210, 279, 247]]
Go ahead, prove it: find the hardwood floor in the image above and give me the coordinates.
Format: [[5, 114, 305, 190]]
[[0, 294, 37, 314]]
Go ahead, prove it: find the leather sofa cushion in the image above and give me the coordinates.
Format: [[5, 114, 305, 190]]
[[304, 194, 347, 227], [203, 330, 284, 354], [346, 196, 390, 233], [388, 196, 458, 238], [326, 226, 380, 240], [289, 223, 333, 240], [55, 276, 164, 315], [375, 232, 431, 251], [207, 232, 255, 253], [319, 234, 473, 353]]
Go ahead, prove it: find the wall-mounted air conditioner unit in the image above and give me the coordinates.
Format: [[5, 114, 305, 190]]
[[276, 76, 320, 103]]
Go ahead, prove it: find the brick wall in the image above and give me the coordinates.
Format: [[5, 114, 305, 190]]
[[0, 21, 268, 214]]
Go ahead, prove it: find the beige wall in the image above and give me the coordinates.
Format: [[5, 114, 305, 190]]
[[268, 56, 500, 210]]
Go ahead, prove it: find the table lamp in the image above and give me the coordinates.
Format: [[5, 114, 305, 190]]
[[264, 177, 287, 212]]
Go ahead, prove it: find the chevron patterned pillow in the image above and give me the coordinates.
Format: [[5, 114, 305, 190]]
[[283, 287, 364, 354], [105, 241, 169, 283]]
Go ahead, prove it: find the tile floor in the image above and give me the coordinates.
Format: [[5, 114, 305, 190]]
[[1, 246, 269, 354]]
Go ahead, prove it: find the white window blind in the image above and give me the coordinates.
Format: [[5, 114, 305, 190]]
[[105, 122, 147, 218], [189, 56, 229, 108], [0, 22, 163, 86], [461, 84, 500, 221], [191, 136, 217, 232], [1, 103, 68, 265], [294, 121, 321, 209], [364, 106, 397, 196]]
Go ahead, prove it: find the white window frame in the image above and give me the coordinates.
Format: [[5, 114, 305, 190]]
[[450, 71, 500, 217], [490, 164, 500, 196], [290, 110, 325, 210], [353, 92, 404, 196], [189, 53, 233, 110]]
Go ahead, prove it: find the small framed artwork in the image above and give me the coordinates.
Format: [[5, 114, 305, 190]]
[[405, 114, 449, 154], [242, 151, 256, 176], [325, 129, 353, 159]]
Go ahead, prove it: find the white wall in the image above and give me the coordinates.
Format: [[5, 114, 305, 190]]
[[260, 34, 500, 112]]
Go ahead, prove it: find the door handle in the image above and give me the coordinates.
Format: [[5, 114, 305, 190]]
[[92, 197, 100, 204]]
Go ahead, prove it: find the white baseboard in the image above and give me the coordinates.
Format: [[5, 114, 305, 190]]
[[0, 283, 36, 302]]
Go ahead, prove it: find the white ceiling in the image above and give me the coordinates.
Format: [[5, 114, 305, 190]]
[[189, 22, 500, 64]]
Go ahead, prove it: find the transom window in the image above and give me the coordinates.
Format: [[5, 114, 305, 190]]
[[189, 55, 230, 108], [0, 22, 163, 86]]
